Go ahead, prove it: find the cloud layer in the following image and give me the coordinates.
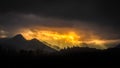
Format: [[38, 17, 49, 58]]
[[0, 12, 120, 40]]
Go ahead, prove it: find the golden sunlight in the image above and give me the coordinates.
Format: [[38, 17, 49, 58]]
[[19, 27, 108, 50], [20, 29, 81, 49]]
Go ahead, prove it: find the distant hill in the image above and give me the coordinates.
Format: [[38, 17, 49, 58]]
[[0, 34, 57, 54]]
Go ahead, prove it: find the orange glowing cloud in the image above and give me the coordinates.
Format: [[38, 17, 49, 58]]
[[19, 28, 81, 49], [17, 27, 111, 50]]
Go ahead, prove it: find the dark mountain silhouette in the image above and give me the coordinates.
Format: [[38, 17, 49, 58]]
[[28, 38, 57, 53], [114, 44, 120, 48], [12, 34, 26, 41], [0, 34, 57, 53]]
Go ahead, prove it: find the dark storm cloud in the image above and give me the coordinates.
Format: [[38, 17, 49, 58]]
[[0, 0, 119, 20], [0, 0, 120, 39], [0, 12, 75, 28], [0, 12, 77, 36]]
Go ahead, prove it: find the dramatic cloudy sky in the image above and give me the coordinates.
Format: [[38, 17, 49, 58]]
[[0, 0, 120, 40]]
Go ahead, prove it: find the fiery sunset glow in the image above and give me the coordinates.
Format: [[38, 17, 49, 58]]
[[17, 27, 111, 50]]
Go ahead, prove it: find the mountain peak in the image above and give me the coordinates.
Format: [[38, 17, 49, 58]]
[[12, 34, 26, 41], [31, 38, 39, 41], [30, 38, 40, 42]]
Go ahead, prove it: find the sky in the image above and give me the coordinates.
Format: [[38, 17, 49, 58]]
[[0, 0, 120, 49]]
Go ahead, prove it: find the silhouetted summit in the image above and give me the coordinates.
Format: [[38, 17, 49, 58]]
[[28, 38, 57, 53], [12, 34, 26, 41], [0, 34, 57, 53], [31, 38, 39, 41]]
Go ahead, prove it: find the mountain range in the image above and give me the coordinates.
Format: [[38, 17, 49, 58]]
[[0, 34, 120, 54], [0, 34, 57, 54]]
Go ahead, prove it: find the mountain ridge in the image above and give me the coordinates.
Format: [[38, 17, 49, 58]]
[[0, 34, 57, 54], [1, 34, 120, 53]]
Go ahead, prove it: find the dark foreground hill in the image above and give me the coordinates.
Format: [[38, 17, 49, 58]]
[[1, 47, 120, 67]]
